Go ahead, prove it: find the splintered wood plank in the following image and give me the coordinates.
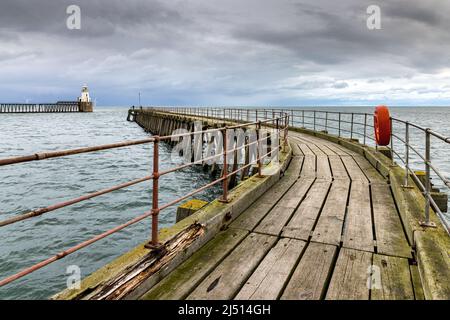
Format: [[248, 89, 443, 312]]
[[410, 265, 425, 300], [341, 156, 368, 182], [328, 155, 349, 179], [371, 184, 411, 258], [312, 179, 350, 246], [235, 238, 306, 300], [281, 242, 337, 300], [316, 156, 332, 180], [300, 155, 316, 178], [342, 181, 374, 252], [326, 248, 372, 300], [187, 233, 277, 300], [352, 155, 386, 184], [282, 181, 331, 241], [371, 254, 414, 300], [141, 229, 248, 300], [255, 178, 314, 236]]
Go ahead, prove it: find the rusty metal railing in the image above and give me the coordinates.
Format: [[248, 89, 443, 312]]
[[0, 109, 289, 288], [156, 107, 449, 233]]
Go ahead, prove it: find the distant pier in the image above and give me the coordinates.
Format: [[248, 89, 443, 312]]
[[0, 85, 94, 113], [0, 101, 93, 113]]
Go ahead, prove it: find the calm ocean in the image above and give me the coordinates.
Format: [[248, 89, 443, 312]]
[[0, 106, 449, 299]]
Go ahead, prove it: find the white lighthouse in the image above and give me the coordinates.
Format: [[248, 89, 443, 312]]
[[78, 85, 94, 112], [79, 85, 91, 103]]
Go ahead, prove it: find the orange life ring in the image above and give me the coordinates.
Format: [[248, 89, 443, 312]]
[[374, 105, 391, 146]]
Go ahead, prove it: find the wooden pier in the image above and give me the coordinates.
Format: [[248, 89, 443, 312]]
[[49, 108, 450, 301]]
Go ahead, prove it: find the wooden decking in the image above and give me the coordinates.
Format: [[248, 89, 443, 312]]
[[141, 131, 424, 300]]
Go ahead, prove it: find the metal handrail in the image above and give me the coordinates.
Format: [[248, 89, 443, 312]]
[[0, 108, 289, 288]]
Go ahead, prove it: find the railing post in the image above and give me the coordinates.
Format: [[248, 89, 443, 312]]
[[403, 122, 410, 187], [313, 111, 316, 131], [146, 136, 161, 249], [350, 113, 354, 140], [338, 113, 341, 137], [421, 129, 436, 228], [220, 127, 229, 202], [363, 114, 367, 146], [256, 121, 263, 177], [325, 112, 328, 132], [302, 110, 305, 128], [390, 118, 395, 166], [291, 110, 294, 127]]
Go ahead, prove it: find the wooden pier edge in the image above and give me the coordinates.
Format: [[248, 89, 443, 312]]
[[52, 135, 292, 299], [288, 126, 450, 300]]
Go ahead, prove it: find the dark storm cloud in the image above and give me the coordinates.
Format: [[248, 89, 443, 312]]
[[0, 0, 449, 105]]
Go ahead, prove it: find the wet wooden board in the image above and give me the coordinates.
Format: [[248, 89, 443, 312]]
[[371, 184, 411, 258], [281, 242, 337, 300], [341, 156, 368, 182], [312, 180, 350, 246], [326, 248, 372, 300], [371, 254, 414, 300], [282, 181, 331, 241], [141, 229, 248, 300], [255, 178, 314, 236], [235, 238, 306, 300], [187, 233, 277, 300], [328, 155, 349, 179], [342, 181, 374, 252]]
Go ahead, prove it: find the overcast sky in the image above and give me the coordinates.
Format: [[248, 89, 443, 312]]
[[0, 0, 449, 106]]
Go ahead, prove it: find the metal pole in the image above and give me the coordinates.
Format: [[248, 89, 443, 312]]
[[404, 122, 410, 187], [390, 118, 395, 165], [363, 114, 367, 146], [313, 111, 316, 131], [256, 121, 262, 177], [325, 112, 328, 132], [151, 137, 160, 246], [338, 113, 341, 137], [302, 110, 305, 128], [424, 129, 432, 225], [291, 110, 294, 127], [350, 113, 354, 140], [221, 128, 229, 202]]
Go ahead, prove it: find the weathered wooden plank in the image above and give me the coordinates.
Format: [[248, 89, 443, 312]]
[[315, 144, 337, 156], [187, 233, 277, 300], [141, 229, 248, 300], [371, 183, 412, 258], [323, 143, 352, 156], [328, 155, 349, 179], [342, 181, 374, 252], [235, 238, 306, 300], [282, 181, 331, 241], [230, 177, 298, 231], [353, 155, 385, 184], [289, 141, 303, 157], [298, 143, 314, 156], [326, 248, 372, 300], [306, 143, 326, 156], [281, 242, 337, 300], [255, 178, 314, 236], [316, 155, 332, 180], [312, 179, 350, 246], [341, 156, 368, 182], [410, 265, 425, 300], [300, 155, 316, 178], [371, 254, 414, 300]]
